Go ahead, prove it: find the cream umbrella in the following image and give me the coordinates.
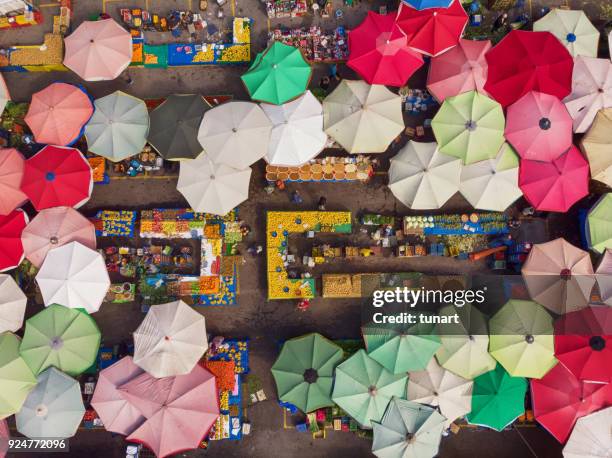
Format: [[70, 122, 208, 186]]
[[198, 101, 272, 170], [533, 9, 599, 58], [563, 407, 612, 458], [459, 142, 522, 212], [580, 108, 612, 187], [595, 249, 612, 306], [0, 274, 26, 334], [0, 74, 9, 117], [388, 141, 461, 210], [177, 155, 251, 216], [323, 80, 404, 154], [133, 300, 207, 378]]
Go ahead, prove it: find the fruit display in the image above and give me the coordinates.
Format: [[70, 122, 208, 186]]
[[233, 18, 251, 44], [217, 44, 250, 63]]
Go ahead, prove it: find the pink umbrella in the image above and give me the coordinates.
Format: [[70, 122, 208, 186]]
[[120, 365, 219, 458], [0, 148, 27, 216], [505, 91, 573, 162], [64, 19, 132, 82], [427, 38, 491, 102], [91, 357, 146, 436], [21, 206, 96, 268], [0, 419, 8, 458], [518, 146, 589, 213]]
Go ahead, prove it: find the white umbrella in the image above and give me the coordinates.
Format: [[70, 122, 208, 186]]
[[459, 142, 522, 211], [133, 300, 207, 378], [261, 90, 327, 166], [35, 241, 110, 314], [198, 101, 272, 169], [533, 9, 599, 58], [0, 74, 9, 117], [177, 155, 251, 216], [0, 274, 26, 333], [596, 249, 612, 306], [563, 406, 612, 458]]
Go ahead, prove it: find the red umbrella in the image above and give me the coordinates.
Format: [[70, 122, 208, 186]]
[[0, 209, 27, 272], [531, 363, 612, 443], [484, 30, 573, 108], [518, 145, 589, 212], [554, 307, 612, 384], [21, 146, 93, 211], [348, 11, 423, 87], [395, 0, 468, 57]]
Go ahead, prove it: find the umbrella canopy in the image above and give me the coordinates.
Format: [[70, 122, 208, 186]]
[[388, 141, 461, 210], [91, 356, 145, 435], [505, 91, 573, 162], [63, 19, 132, 81], [347, 11, 423, 87], [324, 80, 404, 154], [332, 349, 407, 428], [395, 0, 468, 57], [133, 300, 207, 378], [488, 299, 557, 379], [0, 148, 27, 216], [0, 274, 26, 333], [522, 238, 595, 314], [20, 304, 101, 376], [407, 358, 473, 427], [484, 30, 573, 108], [85, 91, 149, 162], [579, 107, 612, 187], [371, 398, 446, 458], [271, 333, 343, 413], [36, 241, 110, 314], [563, 407, 612, 458], [0, 74, 9, 117], [435, 303, 497, 380], [198, 101, 272, 169], [21, 206, 96, 268], [427, 38, 491, 103], [25, 82, 93, 146], [533, 9, 598, 58], [120, 365, 219, 458], [596, 249, 612, 306], [431, 91, 505, 165], [241, 41, 311, 105], [530, 362, 612, 443], [261, 91, 327, 166], [0, 419, 8, 458], [459, 142, 521, 212], [362, 320, 441, 374], [518, 145, 589, 213], [402, 0, 452, 9], [148, 94, 210, 161], [21, 145, 93, 211], [0, 332, 36, 419], [0, 210, 26, 273], [587, 194, 612, 254], [16, 367, 85, 439], [177, 155, 251, 216], [563, 56, 612, 133], [466, 364, 527, 431]]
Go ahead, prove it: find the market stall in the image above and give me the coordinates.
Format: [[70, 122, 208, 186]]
[[266, 0, 308, 18], [265, 156, 373, 183], [269, 26, 349, 62]]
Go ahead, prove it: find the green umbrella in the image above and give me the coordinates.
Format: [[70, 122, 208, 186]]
[[332, 349, 407, 428], [0, 332, 36, 419], [431, 91, 505, 165], [362, 320, 441, 374], [372, 398, 446, 458], [241, 41, 312, 105], [271, 333, 343, 413], [587, 193, 612, 253], [20, 304, 101, 376], [489, 299, 557, 379], [466, 363, 527, 431]]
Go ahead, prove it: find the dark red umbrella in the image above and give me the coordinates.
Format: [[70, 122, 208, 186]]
[[21, 145, 93, 211], [484, 30, 573, 108], [395, 0, 468, 57], [0, 209, 27, 272]]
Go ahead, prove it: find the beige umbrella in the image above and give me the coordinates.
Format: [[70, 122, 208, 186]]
[[522, 238, 595, 314], [0, 274, 26, 334], [595, 249, 612, 306], [0, 74, 9, 117], [323, 80, 404, 154], [579, 108, 612, 187], [563, 406, 612, 458]]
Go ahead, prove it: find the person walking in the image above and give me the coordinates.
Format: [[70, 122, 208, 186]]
[[318, 196, 327, 211], [291, 190, 303, 204]]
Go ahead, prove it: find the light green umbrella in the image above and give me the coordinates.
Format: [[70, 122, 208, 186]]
[[362, 320, 441, 374], [271, 333, 343, 413], [241, 41, 312, 105], [332, 349, 407, 428], [586, 193, 612, 254], [489, 299, 557, 379], [20, 304, 101, 376], [0, 332, 36, 419], [372, 398, 446, 458], [431, 91, 505, 165], [466, 364, 527, 431]]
